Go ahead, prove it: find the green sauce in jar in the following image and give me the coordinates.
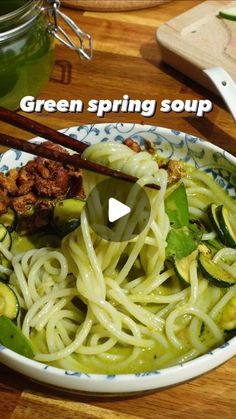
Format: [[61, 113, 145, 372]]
[[0, 0, 54, 110], [0, 0, 26, 16]]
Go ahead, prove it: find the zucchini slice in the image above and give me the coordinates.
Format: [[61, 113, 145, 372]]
[[53, 219, 81, 237], [0, 208, 16, 232], [0, 223, 12, 250], [0, 224, 7, 242], [52, 198, 85, 236], [0, 282, 19, 319], [206, 238, 224, 252], [207, 204, 224, 241], [198, 254, 236, 287], [174, 250, 198, 284], [2, 231, 12, 250], [219, 7, 236, 21], [0, 273, 9, 283], [216, 205, 236, 248], [0, 316, 34, 358]]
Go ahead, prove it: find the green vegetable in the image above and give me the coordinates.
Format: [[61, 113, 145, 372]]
[[0, 224, 7, 242], [207, 204, 224, 242], [11, 232, 60, 254], [174, 250, 198, 284], [0, 316, 34, 358], [0, 283, 19, 319], [198, 254, 236, 288], [0, 224, 12, 250], [0, 208, 17, 232], [54, 219, 82, 237], [219, 7, 236, 21], [216, 205, 236, 248], [53, 198, 85, 224], [167, 224, 202, 259], [207, 203, 236, 248], [165, 183, 189, 228], [206, 238, 224, 252], [52, 198, 85, 237], [165, 183, 202, 258], [0, 272, 9, 283]]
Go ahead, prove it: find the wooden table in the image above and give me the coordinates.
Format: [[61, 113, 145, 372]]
[[0, 1, 235, 418]]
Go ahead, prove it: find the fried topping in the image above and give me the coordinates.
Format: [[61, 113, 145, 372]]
[[123, 138, 141, 153], [159, 159, 186, 185], [0, 141, 85, 233]]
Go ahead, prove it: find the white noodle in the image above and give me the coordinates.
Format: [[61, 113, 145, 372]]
[[4, 142, 235, 373]]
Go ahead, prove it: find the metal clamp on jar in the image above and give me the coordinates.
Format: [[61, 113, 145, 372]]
[[0, 0, 92, 110], [45, 0, 92, 60]]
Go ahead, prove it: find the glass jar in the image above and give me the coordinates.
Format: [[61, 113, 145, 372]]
[[0, 0, 92, 110]]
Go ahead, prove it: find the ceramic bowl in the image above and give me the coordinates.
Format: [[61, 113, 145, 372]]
[[0, 123, 235, 394]]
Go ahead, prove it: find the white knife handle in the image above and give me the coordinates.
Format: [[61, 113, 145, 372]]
[[204, 67, 236, 122]]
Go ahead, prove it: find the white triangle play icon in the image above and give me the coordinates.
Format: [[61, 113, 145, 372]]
[[108, 198, 131, 223]]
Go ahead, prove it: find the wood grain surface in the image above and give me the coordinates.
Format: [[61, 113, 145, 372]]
[[0, 1, 236, 418]]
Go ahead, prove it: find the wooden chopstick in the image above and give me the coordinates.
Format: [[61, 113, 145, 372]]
[[0, 107, 160, 190], [0, 133, 160, 190], [0, 106, 88, 154]]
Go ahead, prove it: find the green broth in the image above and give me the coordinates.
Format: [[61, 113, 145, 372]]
[[9, 166, 236, 374], [38, 334, 194, 374]]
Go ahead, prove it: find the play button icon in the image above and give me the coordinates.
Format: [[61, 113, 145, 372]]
[[108, 198, 131, 222], [85, 178, 151, 242]]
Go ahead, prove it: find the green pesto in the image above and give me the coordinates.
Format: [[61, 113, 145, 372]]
[[0, 0, 26, 16]]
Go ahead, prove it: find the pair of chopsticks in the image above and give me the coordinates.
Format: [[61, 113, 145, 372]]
[[0, 107, 159, 190]]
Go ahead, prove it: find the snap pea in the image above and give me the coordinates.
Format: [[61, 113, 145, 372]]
[[0, 316, 34, 359]]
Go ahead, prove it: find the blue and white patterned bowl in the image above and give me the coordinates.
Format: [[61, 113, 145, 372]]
[[0, 123, 235, 394]]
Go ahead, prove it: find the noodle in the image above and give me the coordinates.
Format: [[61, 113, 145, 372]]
[[5, 141, 236, 374]]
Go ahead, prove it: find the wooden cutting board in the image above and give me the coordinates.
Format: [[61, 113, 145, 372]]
[[61, 0, 171, 12], [156, 0, 236, 94]]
